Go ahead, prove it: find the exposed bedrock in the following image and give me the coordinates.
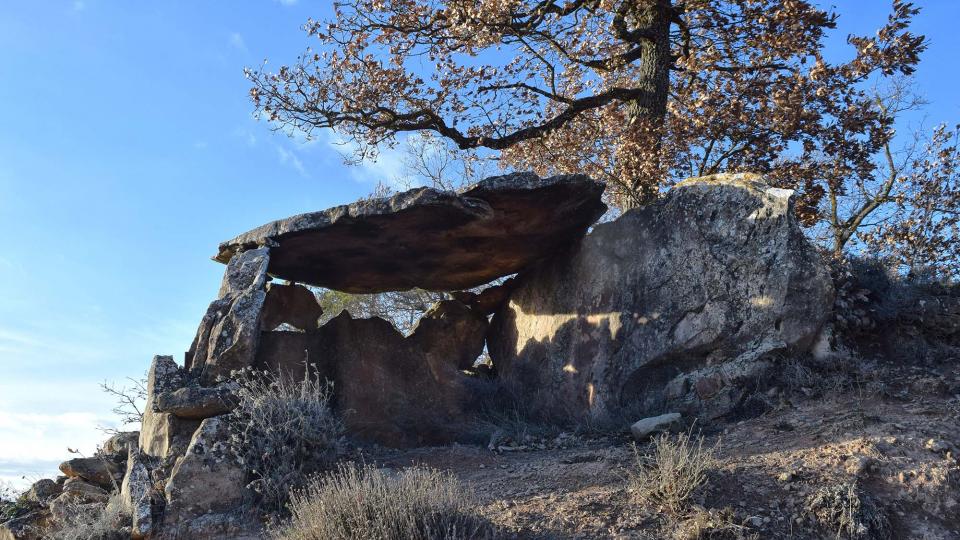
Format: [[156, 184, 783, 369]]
[[488, 173, 835, 422], [213, 172, 607, 293]]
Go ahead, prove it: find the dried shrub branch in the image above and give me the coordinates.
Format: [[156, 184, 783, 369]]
[[277, 463, 496, 540], [227, 368, 344, 513], [630, 430, 720, 515]]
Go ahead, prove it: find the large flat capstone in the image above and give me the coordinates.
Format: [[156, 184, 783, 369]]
[[214, 172, 606, 293]]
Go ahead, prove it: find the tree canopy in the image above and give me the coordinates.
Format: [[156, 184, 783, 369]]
[[250, 0, 959, 277]]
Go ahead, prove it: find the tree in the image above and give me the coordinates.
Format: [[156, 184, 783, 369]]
[[316, 287, 446, 335], [248, 0, 843, 206], [98, 376, 147, 434], [250, 0, 956, 274], [861, 123, 960, 278]]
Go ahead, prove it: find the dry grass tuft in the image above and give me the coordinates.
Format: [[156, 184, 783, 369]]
[[227, 368, 343, 513], [671, 506, 757, 540], [49, 492, 127, 540], [276, 463, 496, 540], [629, 430, 720, 514], [805, 481, 890, 540]]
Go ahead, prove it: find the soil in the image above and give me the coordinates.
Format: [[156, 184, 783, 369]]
[[361, 356, 960, 539]]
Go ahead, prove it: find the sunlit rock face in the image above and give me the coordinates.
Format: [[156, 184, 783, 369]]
[[489, 173, 834, 422]]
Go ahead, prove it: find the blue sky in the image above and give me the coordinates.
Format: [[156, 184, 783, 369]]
[[1, 1, 958, 488], [0, 0, 396, 488]]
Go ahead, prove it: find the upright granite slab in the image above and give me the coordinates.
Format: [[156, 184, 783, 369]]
[[488, 173, 834, 421], [188, 248, 271, 384]]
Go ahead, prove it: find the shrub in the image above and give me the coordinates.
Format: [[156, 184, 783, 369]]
[[837, 255, 960, 364], [630, 430, 720, 514], [227, 368, 343, 513], [0, 481, 23, 521], [805, 482, 890, 540], [276, 464, 496, 540], [0, 482, 43, 529]]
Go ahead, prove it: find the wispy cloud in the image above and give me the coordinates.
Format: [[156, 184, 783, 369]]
[[0, 325, 106, 366], [275, 144, 307, 177], [274, 0, 298, 5], [232, 128, 258, 147], [0, 410, 112, 489], [72, 1, 86, 11], [229, 32, 247, 53], [0, 310, 197, 381], [322, 131, 409, 188], [0, 310, 197, 487]]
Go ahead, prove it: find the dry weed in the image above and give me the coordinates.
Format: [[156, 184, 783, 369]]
[[49, 492, 127, 540], [276, 463, 496, 540], [672, 506, 757, 540], [227, 367, 343, 513], [805, 481, 890, 540], [630, 430, 720, 514]]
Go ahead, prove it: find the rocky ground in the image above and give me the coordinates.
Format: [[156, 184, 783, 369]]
[[363, 354, 960, 539]]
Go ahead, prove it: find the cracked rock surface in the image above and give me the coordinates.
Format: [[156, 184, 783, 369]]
[[489, 173, 834, 421], [214, 172, 606, 293]]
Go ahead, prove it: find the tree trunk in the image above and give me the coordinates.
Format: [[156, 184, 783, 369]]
[[621, 0, 673, 208]]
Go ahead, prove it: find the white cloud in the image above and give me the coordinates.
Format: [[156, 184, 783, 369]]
[[0, 325, 106, 366], [0, 411, 106, 461], [0, 410, 114, 488], [322, 131, 409, 188], [275, 144, 307, 177], [274, 0, 298, 5], [72, 1, 86, 11], [229, 32, 247, 52]]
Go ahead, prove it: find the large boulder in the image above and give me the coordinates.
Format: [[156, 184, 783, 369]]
[[59, 478, 109, 504], [162, 418, 256, 539], [213, 172, 606, 293], [140, 356, 200, 461], [58, 457, 122, 492], [155, 384, 237, 420], [325, 309, 487, 446], [188, 248, 270, 384], [489, 173, 834, 421], [0, 510, 49, 540], [100, 432, 138, 458], [24, 479, 61, 505]]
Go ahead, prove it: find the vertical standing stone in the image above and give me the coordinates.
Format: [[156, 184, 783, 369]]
[[139, 355, 198, 461], [188, 247, 271, 384], [120, 442, 153, 540], [489, 174, 834, 421]]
